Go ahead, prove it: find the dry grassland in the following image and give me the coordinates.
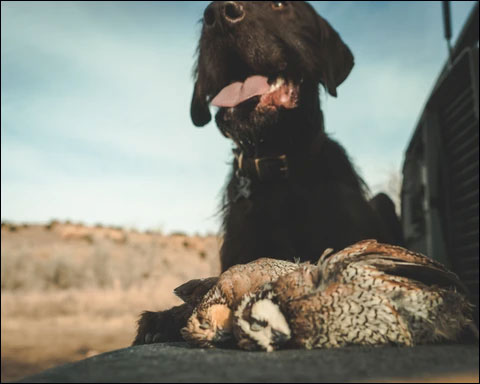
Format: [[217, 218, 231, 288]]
[[1, 222, 221, 382]]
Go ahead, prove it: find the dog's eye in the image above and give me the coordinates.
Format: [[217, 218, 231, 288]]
[[271, 1, 288, 10]]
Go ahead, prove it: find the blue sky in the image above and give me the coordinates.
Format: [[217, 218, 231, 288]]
[[1, 1, 476, 234]]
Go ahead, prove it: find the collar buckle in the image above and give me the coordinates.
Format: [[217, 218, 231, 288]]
[[254, 154, 289, 182]]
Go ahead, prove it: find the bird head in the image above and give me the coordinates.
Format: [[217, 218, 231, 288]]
[[181, 303, 234, 347], [233, 286, 291, 352]]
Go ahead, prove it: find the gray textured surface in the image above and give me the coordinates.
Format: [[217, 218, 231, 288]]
[[18, 342, 479, 383]]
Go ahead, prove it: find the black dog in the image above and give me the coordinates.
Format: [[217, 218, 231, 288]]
[[134, 1, 402, 345], [192, 1, 402, 270]]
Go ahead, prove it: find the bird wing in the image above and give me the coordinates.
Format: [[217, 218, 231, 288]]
[[319, 239, 467, 293]]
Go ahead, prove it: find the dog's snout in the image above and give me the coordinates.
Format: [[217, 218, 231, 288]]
[[224, 2, 245, 23], [203, 2, 245, 28]]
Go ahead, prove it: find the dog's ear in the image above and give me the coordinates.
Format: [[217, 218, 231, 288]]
[[191, 80, 212, 127], [315, 15, 354, 97]]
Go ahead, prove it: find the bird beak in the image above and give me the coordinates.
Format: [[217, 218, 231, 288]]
[[213, 330, 233, 343], [272, 330, 290, 345]]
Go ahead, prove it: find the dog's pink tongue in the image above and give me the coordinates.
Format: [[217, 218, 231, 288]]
[[211, 76, 270, 107]]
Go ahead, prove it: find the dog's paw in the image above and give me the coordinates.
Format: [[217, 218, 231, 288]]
[[142, 331, 166, 344], [132, 304, 194, 346]]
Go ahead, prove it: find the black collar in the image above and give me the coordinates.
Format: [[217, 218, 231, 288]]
[[230, 132, 324, 202], [234, 150, 289, 182], [232, 130, 325, 183]]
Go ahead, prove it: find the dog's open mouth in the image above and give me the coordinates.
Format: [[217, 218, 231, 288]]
[[211, 76, 299, 110]]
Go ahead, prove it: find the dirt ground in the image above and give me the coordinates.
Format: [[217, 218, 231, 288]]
[[1, 222, 221, 382]]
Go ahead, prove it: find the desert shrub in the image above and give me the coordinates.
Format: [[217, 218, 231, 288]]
[[170, 231, 187, 237], [49, 256, 83, 290], [91, 247, 114, 289], [1, 251, 34, 290], [84, 234, 94, 244], [45, 219, 60, 231], [113, 246, 156, 290]]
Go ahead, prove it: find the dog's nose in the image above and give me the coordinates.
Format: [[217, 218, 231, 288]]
[[203, 2, 245, 28], [223, 2, 245, 23]]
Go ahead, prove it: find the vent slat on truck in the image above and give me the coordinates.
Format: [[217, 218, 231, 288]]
[[451, 177, 479, 200], [450, 156, 479, 182], [438, 49, 479, 317], [447, 124, 478, 159], [451, 214, 478, 232], [443, 87, 472, 118], [444, 103, 474, 133], [457, 255, 479, 270], [444, 115, 477, 149]]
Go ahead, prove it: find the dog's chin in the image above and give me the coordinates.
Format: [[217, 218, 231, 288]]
[[215, 104, 295, 157], [213, 76, 302, 156]]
